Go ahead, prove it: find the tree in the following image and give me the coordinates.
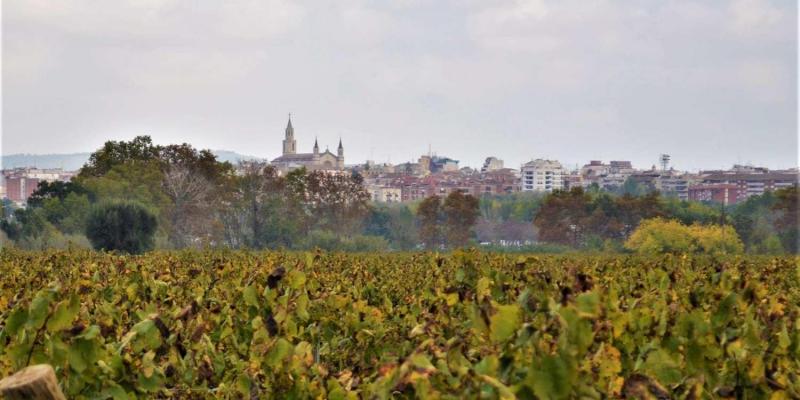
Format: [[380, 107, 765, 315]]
[[41, 193, 92, 235], [387, 205, 419, 250], [77, 138, 234, 248], [21, 181, 93, 237], [619, 177, 647, 196], [772, 186, 799, 253], [364, 206, 392, 239], [78, 161, 170, 213], [624, 218, 743, 255], [535, 189, 669, 248], [365, 204, 419, 250], [79, 136, 161, 178], [85, 202, 158, 254], [584, 193, 625, 240], [661, 196, 718, 226], [221, 163, 295, 249], [612, 192, 664, 238], [26, 181, 91, 208], [417, 196, 442, 250], [477, 193, 542, 245], [1, 207, 49, 244], [162, 165, 216, 248], [533, 188, 592, 246], [690, 224, 745, 256], [159, 143, 233, 183], [730, 191, 778, 252], [624, 218, 698, 254], [301, 170, 371, 235], [442, 191, 480, 247]]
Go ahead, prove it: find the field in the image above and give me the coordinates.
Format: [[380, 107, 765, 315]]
[[1, 249, 798, 399]]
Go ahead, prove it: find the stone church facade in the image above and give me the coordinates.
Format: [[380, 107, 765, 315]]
[[271, 117, 344, 172]]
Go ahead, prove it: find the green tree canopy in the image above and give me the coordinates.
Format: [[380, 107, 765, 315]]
[[443, 191, 480, 248], [417, 195, 442, 250], [85, 202, 158, 254], [772, 186, 799, 253]]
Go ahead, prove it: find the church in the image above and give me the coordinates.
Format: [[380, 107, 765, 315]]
[[271, 116, 344, 172]]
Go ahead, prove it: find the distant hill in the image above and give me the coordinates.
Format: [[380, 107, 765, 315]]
[[211, 150, 264, 164], [2, 150, 263, 171], [1, 153, 91, 171]]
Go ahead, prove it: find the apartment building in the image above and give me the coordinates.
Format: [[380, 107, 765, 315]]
[[2, 168, 75, 204], [701, 172, 798, 200], [367, 185, 402, 203], [520, 159, 564, 192]]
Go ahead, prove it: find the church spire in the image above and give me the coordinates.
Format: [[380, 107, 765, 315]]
[[285, 113, 294, 138], [282, 113, 296, 155], [313, 137, 319, 155], [337, 137, 344, 158]]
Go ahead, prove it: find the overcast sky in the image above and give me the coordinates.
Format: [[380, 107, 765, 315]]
[[2, 0, 797, 171]]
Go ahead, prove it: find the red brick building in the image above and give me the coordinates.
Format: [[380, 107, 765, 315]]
[[701, 172, 798, 199], [688, 184, 741, 205], [2, 168, 75, 204], [4, 177, 41, 203], [365, 169, 519, 202]]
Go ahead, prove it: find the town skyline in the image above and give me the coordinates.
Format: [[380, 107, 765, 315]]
[[1, 123, 798, 173]]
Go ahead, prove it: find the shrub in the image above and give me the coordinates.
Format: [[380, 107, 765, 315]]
[[690, 224, 745, 256], [625, 218, 743, 256], [85, 202, 157, 254]]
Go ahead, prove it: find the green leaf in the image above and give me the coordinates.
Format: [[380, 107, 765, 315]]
[[490, 304, 521, 343], [119, 319, 162, 353], [138, 321, 162, 351], [477, 374, 516, 400], [477, 277, 492, 301], [469, 303, 489, 336], [409, 354, 436, 371], [47, 294, 80, 332], [455, 269, 465, 283], [575, 292, 600, 317], [287, 270, 307, 290], [68, 343, 88, 373], [101, 383, 130, 400], [474, 355, 499, 376], [528, 354, 573, 400], [711, 293, 737, 333], [559, 308, 594, 355], [137, 370, 163, 392], [296, 293, 310, 321], [642, 348, 682, 385], [327, 378, 347, 400], [243, 285, 259, 307], [78, 325, 101, 340], [27, 290, 52, 330], [266, 338, 292, 368], [68, 338, 98, 373], [4, 308, 28, 337]]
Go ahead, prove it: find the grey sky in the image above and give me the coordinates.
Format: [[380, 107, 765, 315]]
[[2, 0, 797, 171]]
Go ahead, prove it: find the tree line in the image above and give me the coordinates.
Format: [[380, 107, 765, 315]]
[[524, 186, 796, 254], [1, 136, 797, 254], [1, 137, 373, 252]]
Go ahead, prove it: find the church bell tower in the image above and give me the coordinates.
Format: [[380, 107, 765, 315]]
[[337, 138, 344, 169], [282, 114, 296, 155]]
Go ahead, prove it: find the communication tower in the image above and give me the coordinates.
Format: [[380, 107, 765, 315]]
[[659, 154, 670, 171]]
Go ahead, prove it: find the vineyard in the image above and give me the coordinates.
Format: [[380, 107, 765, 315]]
[[0, 249, 798, 399]]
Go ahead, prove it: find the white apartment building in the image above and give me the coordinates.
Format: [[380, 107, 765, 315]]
[[367, 185, 402, 203], [520, 159, 565, 192]]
